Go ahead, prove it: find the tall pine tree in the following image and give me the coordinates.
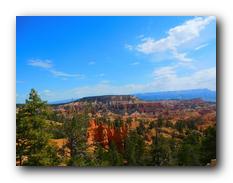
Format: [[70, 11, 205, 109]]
[[16, 89, 59, 166]]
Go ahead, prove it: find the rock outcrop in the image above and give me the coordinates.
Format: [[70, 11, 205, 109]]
[[87, 119, 128, 151]]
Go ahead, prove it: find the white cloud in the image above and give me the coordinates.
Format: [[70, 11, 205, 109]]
[[72, 83, 147, 98], [125, 44, 133, 51], [27, 58, 85, 79], [195, 43, 209, 50], [130, 62, 140, 66], [28, 59, 53, 69], [136, 37, 159, 54], [136, 16, 215, 62], [171, 49, 193, 62], [153, 66, 177, 79], [58, 66, 215, 99], [78, 66, 212, 96], [152, 66, 216, 91], [50, 69, 85, 79], [30, 65, 215, 102]]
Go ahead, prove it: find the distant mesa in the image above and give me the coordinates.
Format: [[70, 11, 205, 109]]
[[77, 95, 139, 104], [48, 88, 216, 105]]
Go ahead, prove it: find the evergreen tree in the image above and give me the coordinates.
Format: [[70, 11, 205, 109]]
[[157, 116, 164, 128], [107, 141, 123, 166], [136, 122, 146, 136], [175, 120, 186, 133], [63, 107, 89, 166], [200, 126, 216, 165], [177, 131, 202, 166], [16, 89, 59, 166], [124, 130, 145, 165], [150, 133, 172, 166], [91, 144, 110, 166]]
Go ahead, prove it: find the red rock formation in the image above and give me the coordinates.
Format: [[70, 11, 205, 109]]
[[86, 119, 129, 151]]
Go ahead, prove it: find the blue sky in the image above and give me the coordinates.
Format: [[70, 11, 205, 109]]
[[16, 16, 216, 103]]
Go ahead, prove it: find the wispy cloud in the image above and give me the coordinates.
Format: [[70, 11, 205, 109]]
[[54, 66, 215, 100], [195, 43, 209, 50], [22, 65, 215, 102], [28, 59, 84, 79], [28, 59, 53, 69], [153, 66, 177, 79], [152, 66, 216, 91], [125, 44, 133, 51], [135, 16, 215, 62], [72, 67, 215, 97], [50, 69, 84, 79], [171, 49, 193, 62], [130, 62, 140, 66]]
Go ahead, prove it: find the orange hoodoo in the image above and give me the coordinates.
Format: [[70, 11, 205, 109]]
[[87, 119, 128, 151]]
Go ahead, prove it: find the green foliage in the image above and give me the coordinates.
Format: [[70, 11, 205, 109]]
[[200, 126, 216, 165], [165, 120, 174, 128], [114, 118, 123, 128], [186, 120, 197, 130], [175, 120, 186, 133], [174, 119, 199, 132], [150, 134, 173, 166], [157, 117, 164, 128], [63, 113, 89, 166], [149, 121, 156, 129], [16, 89, 216, 166], [16, 89, 60, 166], [24, 144, 60, 166], [136, 122, 146, 136], [47, 111, 65, 123], [91, 144, 110, 166], [106, 141, 124, 166], [124, 130, 145, 165], [177, 131, 202, 166], [126, 117, 133, 124]]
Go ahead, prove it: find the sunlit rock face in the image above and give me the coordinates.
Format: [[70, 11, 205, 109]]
[[87, 119, 128, 151]]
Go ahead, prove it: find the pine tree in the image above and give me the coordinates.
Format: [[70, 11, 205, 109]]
[[150, 133, 172, 166], [107, 140, 123, 166], [200, 126, 216, 165], [177, 130, 202, 166], [16, 89, 60, 166], [124, 130, 145, 165], [63, 106, 89, 166]]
